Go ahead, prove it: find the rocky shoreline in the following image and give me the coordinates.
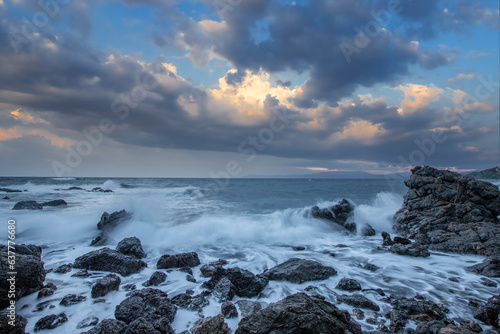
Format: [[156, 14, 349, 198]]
[[1, 166, 500, 333]]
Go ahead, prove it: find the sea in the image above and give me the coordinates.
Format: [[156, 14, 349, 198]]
[[1, 177, 499, 333]]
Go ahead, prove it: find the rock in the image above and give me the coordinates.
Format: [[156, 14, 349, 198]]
[[415, 320, 483, 334], [91, 210, 132, 246], [467, 257, 500, 278], [157, 252, 200, 269], [38, 283, 57, 298], [389, 296, 449, 328], [381, 232, 394, 246], [60, 294, 86, 306], [292, 246, 306, 251], [212, 276, 236, 302], [361, 224, 376, 236], [393, 166, 500, 256], [191, 314, 230, 334], [93, 298, 106, 304], [172, 293, 210, 312], [480, 277, 498, 287], [77, 316, 100, 329], [0, 244, 45, 309], [390, 243, 431, 257], [468, 167, 500, 180], [41, 199, 67, 206], [67, 186, 85, 190], [186, 274, 196, 283], [143, 271, 167, 287], [236, 300, 262, 318], [179, 266, 194, 275], [236, 292, 363, 334], [2, 196, 9, 200], [90, 235, 106, 246], [92, 273, 121, 298], [394, 236, 412, 245], [72, 269, 92, 278], [0, 313, 27, 334], [352, 308, 365, 320], [473, 295, 500, 327], [92, 187, 113, 193], [310, 199, 357, 233], [200, 259, 228, 277], [116, 237, 147, 259], [262, 258, 337, 283], [54, 263, 73, 274], [115, 288, 177, 331], [336, 278, 362, 291], [83, 319, 128, 334], [122, 284, 136, 291], [34, 313, 68, 332], [338, 294, 380, 311], [221, 301, 238, 318], [73, 247, 147, 276], [12, 200, 43, 210], [204, 267, 268, 298], [0, 187, 22, 193], [363, 263, 380, 272]]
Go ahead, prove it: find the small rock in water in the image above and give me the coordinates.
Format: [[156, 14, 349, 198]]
[[157, 252, 201, 269], [71, 269, 92, 278], [361, 224, 376, 236], [179, 266, 194, 275], [12, 200, 43, 210], [262, 258, 337, 283], [116, 237, 147, 259], [292, 246, 306, 251], [448, 277, 460, 282], [363, 263, 380, 272], [212, 276, 236, 302], [142, 271, 167, 287], [394, 236, 412, 245], [92, 298, 106, 304], [60, 294, 86, 306], [390, 243, 430, 257], [54, 263, 73, 274], [221, 301, 238, 318], [92, 273, 121, 298], [338, 294, 380, 311], [480, 277, 498, 287], [73, 247, 147, 276], [352, 308, 365, 320], [191, 314, 230, 334], [34, 313, 68, 332], [77, 316, 99, 329], [381, 232, 394, 246], [186, 274, 197, 283], [235, 300, 262, 318], [41, 199, 67, 207], [122, 283, 136, 291], [336, 278, 362, 291], [37, 283, 57, 298], [83, 319, 127, 334], [2, 196, 10, 200], [200, 259, 228, 277]]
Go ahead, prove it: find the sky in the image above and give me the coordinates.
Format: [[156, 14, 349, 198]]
[[0, 0, 498, 177]]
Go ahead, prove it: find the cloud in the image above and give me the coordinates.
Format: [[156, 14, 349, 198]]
[[397, 84, 444, 114], [448, 73, 475, 83]]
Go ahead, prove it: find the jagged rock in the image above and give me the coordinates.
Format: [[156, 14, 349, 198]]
[[394, 236, 412, 245], [363, 263, 380, 272], [186, 274, 196, 283], [77, 316, 100, 329], [390, 243, 431, 257], [310, 199, 357, 233], [143, 271, 167, 287], [352, 308, 365, 320], [393, 166, 500, 256], [60, 294, 86, 306], [34, 313, 68, 332], [200, 259, 228, 277], [361, 224, 376, 236], [115, 288, 176, 332], [0, 244, 45, 309], [2, 196, 9, 200], [92, 273, 121, 298], [0, 187, 22, 193], [473, 295, 500, 327], [336, 278, 362, 291], [92, 187, 113, 193], [122, 284, 136, 291], [203, 267, 268, 298], [179, 266, 194, 275], [467, 257, 500, 278], [83, 319, 128, 334], [236, 300, 262, 318], [382, 232, 394, 246], [389, 296, 449, 328], [212, 276, 236, 302], [262, 258, 337, 283], [0, 313, 27, 334], [54, 263, 72, 274], [468, 167, 500, 180], [72, 269, 92, 278], [91, 210, 131, 246], [480, 277, 498, 287], [73, 247, 147, 276], [221, 301, 238, 318], [38, 283, 57, 298], [338, 294, 380, 311], [41, 199, 67, 207], [157, 252, 200, 269], [116, 237, 147, 259], [236, 292, 363, 334], [12, 200, 42, 210], [67, 186, 85, 190], [192, 314, 230, 334], [171, 293, 209, 312], [415, 319, 483, 334]]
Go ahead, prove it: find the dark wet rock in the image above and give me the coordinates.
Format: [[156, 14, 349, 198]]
[[236, 292, 363, 334], [473, 295, 500, 327], [361, 224, 376, 236], [78, 316, 100, 329], [90, 235, 106, 246], [54, 263, 72, 274], [204, 267, 268, 298], [171, 292, 209, 312], [92, 187, 113, 193], [394, 236, 412, 245], [362, 288, 385, 296], [92, 273, 121, 298], [157, 252, 200, 269], [122, 284, 136, 291], [389, 243, 430, 257], [186, 274, 196, 283], [415, 319, 483, 334], [221, 301, 238, 318], [34, 313, 68, 332], [12, 200, 42, 210], [262, 258, 337, 283], [91, 210, 131, 246], [125, 316, 174, 334], [467, 257, 500, 278], [200, 259, 228, 277], [2, 196, 9, 200], [381, 232, 394, 246], [72, 268, 92, 278], [67, 186, 85, 191], [93, 298, 106, 304], [338, 294, 380, 311], [38, 283, 57, 298], [191, 314, 230, 334], [363, 263, 380, 272], [115, 288, 176, 333], [0, 187, 22, 193], [352, 308, 365, 320], [143, 271, 167, 287], [236, 300, 262, 318], [73, 247, 147, 276], [292, 246, 306, 251], [310, 199, 357, 233], [393, 166, 500, 257], [83, 319, 128, 334], [480, 277, 498, 287], [179, 266, 194, 275], [0, 244, 45, 309], [448, 277, 460, 282], [0, 313, 27, 334], [116, 237, 147, 259], [336, 278, 362, 291], [41, 199, 67, 207], [389, 296, 449, 328], [211, 276, 236, 302], [60, 293, 86, 306]]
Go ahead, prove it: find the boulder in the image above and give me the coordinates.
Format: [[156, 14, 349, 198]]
[[60, 293, 86, 306], [415, 320, 483, 334], [77, 316, 100, 329], [157, 252, 200, 269], [143, 271, 167, 287], [0, 188, 22, 193], [236, 300, 262, 318], [221, 301, 238, 318], [0, 244, 45, 309], [171, 293, 209, 312], [382, 232, 394, 246], [262, 258, 337, 283], [2, 196, 9, 200], [83, 319, 128, 334], [114, 288, 177, 332], [310, 199, 357, 233], [212, 276, 236, 302], [41, 199, 67, 207], [191, 314, 230, 334], [0, 314, 27, 334], [73, 248, 147, 276], [72, 269, 92, 278], [337, 294, 380, 311], [91, 273, 121, 298], [203, 267, 268, 298], [92, 187, 113, 193], [473, 295, 500, 327], [389, 296, 449, 328], [38, 283, 57, 298], [336, 278, 362, 291], [236, 292, 363, 334], [34, 313, 68, 332], [360, 224, 376, 236], [91, 210, 131, 245], [393, 166, 500, 257], [116, 237, 147, 259], [54, 263, 72, 274], [200, 259, 228, 277], [12, 200, 42, 210], [389, 243, 431, 257], [467, 257, 500, 278]]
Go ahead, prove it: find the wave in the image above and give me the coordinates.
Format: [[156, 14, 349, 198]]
[[51, 177, 76, 181]]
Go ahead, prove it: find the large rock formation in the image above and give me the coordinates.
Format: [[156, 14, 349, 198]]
[[235, 293, 362, 334], [90, 210, 132, 246], [73, 248, 147, 276], [393, 166, 500, 256], [262, 258, 337, 283]]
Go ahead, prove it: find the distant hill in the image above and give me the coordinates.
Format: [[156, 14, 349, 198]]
[[467, 167, 500, 180], [243, 170, 411, 179]]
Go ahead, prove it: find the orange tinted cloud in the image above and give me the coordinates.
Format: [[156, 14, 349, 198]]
[[397, 84, 444, 114]]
